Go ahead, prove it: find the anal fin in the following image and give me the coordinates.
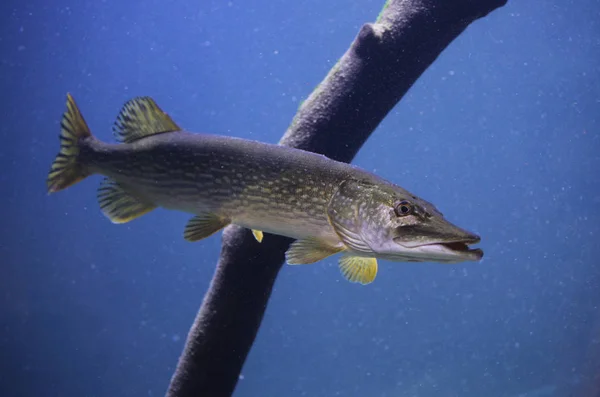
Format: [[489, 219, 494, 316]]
[[184, 213, 230, 242], [97, 178, 156, 223], [285, 237, 343, 265], [339, 256, 378, 285]]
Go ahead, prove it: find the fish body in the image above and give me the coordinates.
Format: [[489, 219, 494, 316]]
[[83, 131, 358, 246], [47, 94, 483, 284]]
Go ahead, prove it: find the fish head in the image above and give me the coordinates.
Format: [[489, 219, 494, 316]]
[[328, 179, 483, 263]]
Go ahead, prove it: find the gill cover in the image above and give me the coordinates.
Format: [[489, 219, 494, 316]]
[[327, 179, 378, 254]]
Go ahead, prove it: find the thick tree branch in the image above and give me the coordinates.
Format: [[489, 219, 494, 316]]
[[166, 1, 507, 396]]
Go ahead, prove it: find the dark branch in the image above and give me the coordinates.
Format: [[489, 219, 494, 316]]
[[166, 0, 507, 396]]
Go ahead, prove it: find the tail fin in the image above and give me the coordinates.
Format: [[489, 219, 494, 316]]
[[47, 93, 93, 193]]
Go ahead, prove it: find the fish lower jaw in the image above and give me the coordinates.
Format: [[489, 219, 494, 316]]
[[423, 242, 484, 262], [375, 242, 483, 263]]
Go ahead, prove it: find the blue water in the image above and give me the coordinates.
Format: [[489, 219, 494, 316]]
[[2, 1, 599, 396]]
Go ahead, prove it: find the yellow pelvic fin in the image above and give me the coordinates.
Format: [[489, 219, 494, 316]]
[[47, 93, 93, 193], [184, 214, 230, 242], [113, 97, 181, 143], [285, 237, 344, 265], [338, 256, 378, 285], [97, 178, 157, 224], [252, 229, 264, 243]]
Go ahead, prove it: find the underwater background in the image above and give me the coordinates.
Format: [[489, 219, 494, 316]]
[[2, 0, 600, 396]]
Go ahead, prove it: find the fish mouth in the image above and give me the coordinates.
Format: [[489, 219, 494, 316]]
[[414, 237, 484, 261], [393, 236, 483, 261], [436, 241, 484, 259]]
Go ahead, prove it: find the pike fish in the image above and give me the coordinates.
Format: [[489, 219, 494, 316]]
[[47, 94, 483, 285]]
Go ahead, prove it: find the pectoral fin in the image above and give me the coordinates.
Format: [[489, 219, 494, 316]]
[[184, 214, 230, 242], [338, 255, 378, 285], [285, 237, 343, 265]]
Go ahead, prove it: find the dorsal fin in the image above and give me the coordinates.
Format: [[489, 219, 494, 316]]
[[113, 97, 181, 143]]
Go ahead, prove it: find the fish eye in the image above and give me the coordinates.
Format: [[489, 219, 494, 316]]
[[394, 200, 413, 217]]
